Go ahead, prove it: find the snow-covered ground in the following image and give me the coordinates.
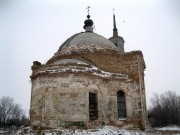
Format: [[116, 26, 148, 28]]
[[53, 126, 147, 135], [156, 125, 180, 131], [2, 126, 147, 135], [1, 125, 180, 135]]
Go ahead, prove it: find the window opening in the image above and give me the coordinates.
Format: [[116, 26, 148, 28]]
[[89, 93, 98, 120], [117, 90, 126, 119]]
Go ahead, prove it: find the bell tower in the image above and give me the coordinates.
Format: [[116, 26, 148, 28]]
[[109, 11, 125, 53]]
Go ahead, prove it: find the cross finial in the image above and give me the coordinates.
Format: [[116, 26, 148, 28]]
[[86, 6, 91, 15], [113, 8, 115, 14]]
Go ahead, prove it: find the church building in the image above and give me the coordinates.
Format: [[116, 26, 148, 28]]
[[30, 10, 147, 130]]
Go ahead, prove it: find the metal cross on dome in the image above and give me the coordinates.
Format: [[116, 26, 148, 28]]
[[86, 6, 91, 15]]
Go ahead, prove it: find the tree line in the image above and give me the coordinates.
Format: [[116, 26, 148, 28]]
[[0, 96, 29, 127], [148, 91, 180, 127]]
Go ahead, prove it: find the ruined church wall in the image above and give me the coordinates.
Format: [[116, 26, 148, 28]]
[[30, 72, 144, 129], [52, 50, 144, 82], [137, 55, 147, 129]]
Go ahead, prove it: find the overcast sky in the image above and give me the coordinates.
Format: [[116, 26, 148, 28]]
[[0, 0, 180, 116]]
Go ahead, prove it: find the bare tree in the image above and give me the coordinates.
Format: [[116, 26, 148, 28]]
[[0, 96, 24, 127], [148, 91, 180, 127]]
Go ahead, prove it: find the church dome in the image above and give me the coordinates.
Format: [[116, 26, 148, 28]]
[[58, 32, 118, 51]]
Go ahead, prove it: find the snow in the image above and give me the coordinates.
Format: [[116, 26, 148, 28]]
[[0, 128, 8, 134], [57, 43, 120, 56], [45, 133, 52, 135], [119, 118, 127, 120], [0, 130, 8, 134], [34, 64, 130, 81], [53, 59, 88, 65], [84, 126, 138, 135], [156, 125, 180, 131], [3, 125, 180, 135], [7, 126, 147, 135]]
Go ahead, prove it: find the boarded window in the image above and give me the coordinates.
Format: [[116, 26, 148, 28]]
[[89, 93, 98, 120], [117, 90, 126, 118]]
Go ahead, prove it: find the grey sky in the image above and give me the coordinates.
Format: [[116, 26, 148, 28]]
[[0, 0, 180, 115]]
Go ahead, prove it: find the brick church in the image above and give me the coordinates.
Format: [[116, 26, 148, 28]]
[[30, 10, 147, 129]]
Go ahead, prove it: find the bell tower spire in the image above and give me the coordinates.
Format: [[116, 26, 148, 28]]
[[109, 9, 125, 53], [113, 9, 118, 36]]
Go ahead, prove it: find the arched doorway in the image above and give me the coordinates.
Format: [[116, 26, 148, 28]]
[[117, 90, 126, 119]]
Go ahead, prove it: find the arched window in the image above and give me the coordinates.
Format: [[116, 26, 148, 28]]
[[117, 90, 126, 119]]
